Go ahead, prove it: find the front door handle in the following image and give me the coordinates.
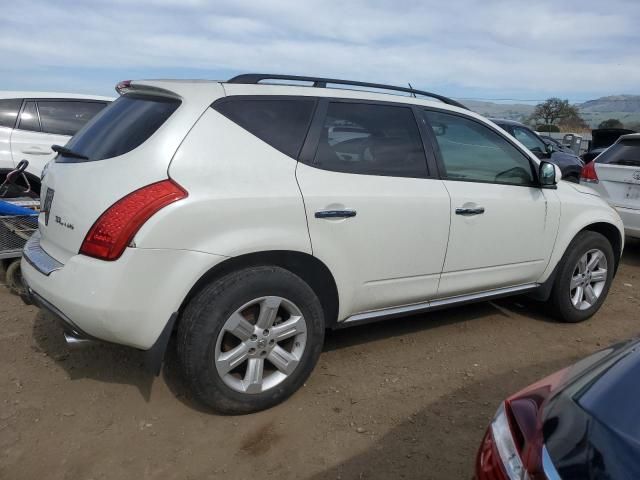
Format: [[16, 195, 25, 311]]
[[455, 206, 485, 216], [315, 209, 357, 219]]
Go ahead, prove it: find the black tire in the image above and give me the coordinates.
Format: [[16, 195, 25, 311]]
[[5, 259, 26, 297], [548, 231, 615, 323], [177, 266, 325, 414]]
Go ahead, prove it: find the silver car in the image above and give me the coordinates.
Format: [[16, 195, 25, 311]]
[[581, 133, 640, 238]]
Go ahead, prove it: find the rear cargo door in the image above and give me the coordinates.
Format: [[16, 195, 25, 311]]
[[37, 84, 219, 263], [594, 139, 640, 211]]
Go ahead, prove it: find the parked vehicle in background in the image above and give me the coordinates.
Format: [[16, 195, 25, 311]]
[[0, 92, 112, 193], [538, 134, 575, 154], [581, 133, 640, 238], [21, 74, 624, 414], [490, 119, 584, 183], [475, 337, 640, 480], [581, 127, 637, 164]]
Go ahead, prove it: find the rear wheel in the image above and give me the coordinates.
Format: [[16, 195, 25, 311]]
[[5, 259, 26, 296], [177, 266, 325, 414], [549, 231, 615, 323]]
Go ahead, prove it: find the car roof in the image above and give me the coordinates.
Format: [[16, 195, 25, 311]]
[[619, 133, 640, 141], [0, 91, 114, 101], [488, 118, 526, 127]]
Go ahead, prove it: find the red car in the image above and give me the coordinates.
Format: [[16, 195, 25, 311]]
[[475, 338, 640, 479]]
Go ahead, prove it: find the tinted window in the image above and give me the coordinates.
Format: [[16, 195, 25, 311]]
[[512, 126, 547, 155], [596, 140, 640, 167], [0, 99, 22, 128], [38, 101, 107, 136], [214, 98, 315, 159], [314, 102, 428, 178], [424, 110, 535, 186], [59, 94, 180, 162], [18, 101, 40, 132]]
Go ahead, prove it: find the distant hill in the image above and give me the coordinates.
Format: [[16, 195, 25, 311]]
[[458, 94, 640, 129], [578, 95, 640, 113]]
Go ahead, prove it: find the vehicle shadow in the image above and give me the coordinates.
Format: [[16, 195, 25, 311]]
[[31, 310, 155, 400], [309, 356, 581, 480], [323, 295, 553, 353], [31, 293, 555, 411], [621, 237, 640, 267]]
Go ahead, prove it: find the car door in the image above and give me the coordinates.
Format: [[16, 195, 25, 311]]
[[10, 99, 107, 178], [422, 109, 560, 298], [296, 99, 451, 319]]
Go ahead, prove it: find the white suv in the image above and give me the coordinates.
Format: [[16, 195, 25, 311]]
[[21, 75, 624, 413], [0, 92, 112, 191]]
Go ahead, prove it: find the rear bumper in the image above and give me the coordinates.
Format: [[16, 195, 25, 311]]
[[614, 206, 640, 238], [21, 232, 227, 350]]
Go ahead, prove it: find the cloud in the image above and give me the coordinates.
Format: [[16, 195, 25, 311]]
[[0, 0, 638, 99]]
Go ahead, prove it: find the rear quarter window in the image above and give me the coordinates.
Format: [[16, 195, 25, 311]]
[[596, 140, 640, 167], [213, 97, 316, 159], [57, 94, 180, 163]]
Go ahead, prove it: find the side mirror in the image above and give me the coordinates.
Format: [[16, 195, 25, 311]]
[[539, 161, 560, 188], [545, 143, 554, 155]]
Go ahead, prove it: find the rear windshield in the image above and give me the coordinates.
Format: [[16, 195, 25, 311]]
[[57, 94, 180, 163], [596, 140, 640, 167]]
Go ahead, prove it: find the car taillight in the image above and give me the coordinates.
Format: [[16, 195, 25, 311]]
[[580, 161, 599, 183], [476, 368, 569, 480], [79, 180, 187, 261]]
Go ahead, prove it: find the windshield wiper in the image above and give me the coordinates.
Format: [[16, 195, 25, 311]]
[[51, 145, 89, 160]]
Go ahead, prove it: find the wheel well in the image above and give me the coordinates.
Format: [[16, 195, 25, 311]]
[[179, 251, 340, 328], [581, 222, 623, 273]]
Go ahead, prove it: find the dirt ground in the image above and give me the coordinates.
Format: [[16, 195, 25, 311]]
[[1, 239, 639, 480]]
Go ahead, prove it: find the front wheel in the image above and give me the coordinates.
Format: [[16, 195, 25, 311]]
[[177, 266, 325, 414], [548, 231, 615, 323]]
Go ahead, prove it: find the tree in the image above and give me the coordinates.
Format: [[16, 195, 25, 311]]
[[598, 118, 624, 129], [530, 98, 580, 126], [558, 111, 589, 132]]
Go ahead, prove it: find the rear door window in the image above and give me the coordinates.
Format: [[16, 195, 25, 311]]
[[0, 99, 22, 128], [213, 97, 316, 159], [17, 101, 40, 132], [58, 94, 180, 163], [312, 102, 428, 178], [37, 101, 107, 136], [596, 140, 640, 167]]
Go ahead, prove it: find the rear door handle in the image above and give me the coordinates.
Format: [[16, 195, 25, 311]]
[[455, 207, 485, 216], [315, 209, 357, 219]]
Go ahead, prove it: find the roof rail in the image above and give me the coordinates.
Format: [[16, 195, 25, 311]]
[[227, 73, 467, 110]]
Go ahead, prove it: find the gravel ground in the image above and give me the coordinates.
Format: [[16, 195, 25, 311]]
[[1, 238, 639, 480]]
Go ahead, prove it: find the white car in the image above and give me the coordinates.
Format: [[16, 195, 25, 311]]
[[0, 92, 112, 190], [21, 75, 624, 413], [580, 133, 640, 238]]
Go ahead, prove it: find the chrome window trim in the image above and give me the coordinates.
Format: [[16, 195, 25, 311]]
[[542, 445, 562, 480]]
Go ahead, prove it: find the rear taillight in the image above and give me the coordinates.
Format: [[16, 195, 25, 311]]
[[79, 180, 187, 261], [580, 161, 599, 183], [476, 368, 569, 480], [476, 403, 529, 480]]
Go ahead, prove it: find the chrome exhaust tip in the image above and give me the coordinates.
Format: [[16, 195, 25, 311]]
[[63, 330, 95, 350]]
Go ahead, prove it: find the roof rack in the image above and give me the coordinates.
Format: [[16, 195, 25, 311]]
[[227, 73, 467, 110]]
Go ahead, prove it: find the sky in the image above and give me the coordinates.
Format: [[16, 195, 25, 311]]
[[2, 0, 639, 103]]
